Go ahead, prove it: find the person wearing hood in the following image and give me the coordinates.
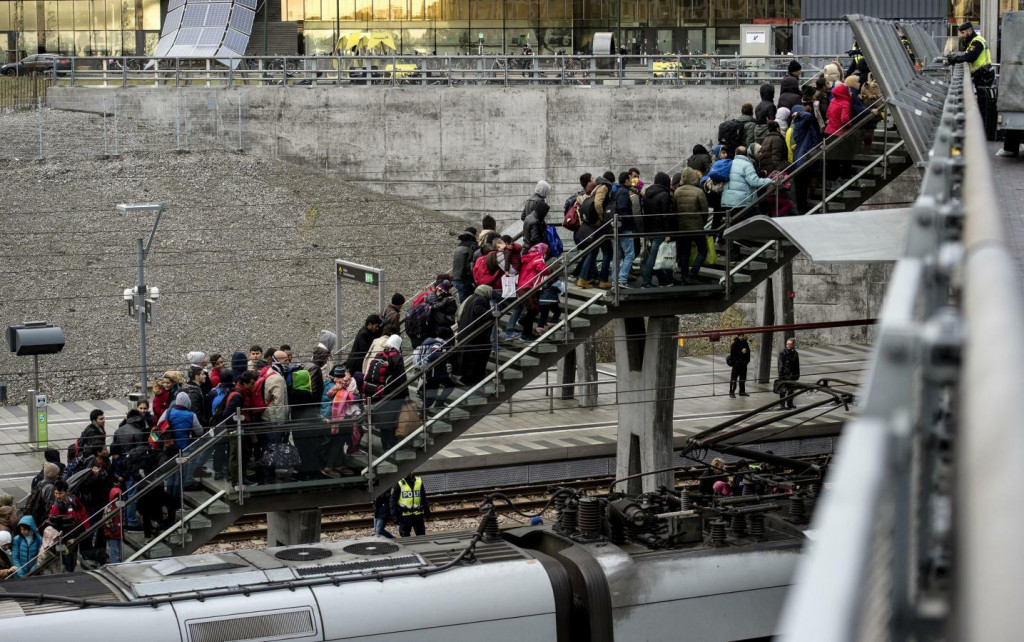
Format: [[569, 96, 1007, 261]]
[[824, 81, 852, 136], [673, 167, 710, 285], [11, 515, 42, 577], [509, 243, 550, 341], [758, 121, 789, 175], [824, 81, 854, 189], [722, 146, 774, 211], [778, 60, 802, 110], [304, 330, 336, 403], [288, 369, 323, 480], [576, 172, 616, 290], [521, 200, 550, 254], [451, 228, 479, 303], [774, 106, 791, 137], [521, 180, 551, 221], [182, 366, 209, 427], [113, 409, 149, 452], [686, 145, 713, 176], [372, 334, 409, 451], [754, 84, 777, 144], [640, 171, 678, 288], [0, 530, 13, 577], [790, 106, 822, 212], [453, 284, 495, 386]]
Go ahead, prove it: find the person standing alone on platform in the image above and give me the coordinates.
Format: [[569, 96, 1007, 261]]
[[728, 334, 751, 398], [373, 486, 394, 539], [777, 338, 801, 409], [391, 471, 430, 537]]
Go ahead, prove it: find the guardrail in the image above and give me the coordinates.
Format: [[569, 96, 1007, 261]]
[[778, 62, 1024, 641], [38, 54, 836, 88]]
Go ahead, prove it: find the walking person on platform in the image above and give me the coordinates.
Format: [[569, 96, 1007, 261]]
[[373, 486, 395, 539], [729, 334, 751, 398], [390, 471, 430, 537], [777, 338, 801, 409]]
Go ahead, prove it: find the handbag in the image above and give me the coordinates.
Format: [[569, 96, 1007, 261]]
[[726, 355, 734, 367], [689, 236, 718, 267], [501, 273, 519, 298], [654, 240, 677, 271]]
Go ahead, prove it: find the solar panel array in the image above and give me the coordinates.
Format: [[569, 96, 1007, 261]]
[[846, 14, 949, 165], [900, 21, 944, 66], [155, 0, 254, 64]]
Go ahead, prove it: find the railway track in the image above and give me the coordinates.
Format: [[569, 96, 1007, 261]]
[[209, 453, 833, 545]]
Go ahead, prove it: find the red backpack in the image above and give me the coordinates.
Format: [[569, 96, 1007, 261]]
[[245, 367, 273, 417], [563, 201, 581, 231]]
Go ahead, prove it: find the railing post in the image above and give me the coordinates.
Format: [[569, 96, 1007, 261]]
[[70, 58, 75, 87], [113, 94, 119, 156], [366, 403, 374, 494], [883, 108, 890, 180], [612, 209, 620, 306], [724, 211, 733, 299], [235, 407, 244, 506], [177, 455, 186, 546], [175, 57, 180, 88], [821, 139, 828, 210], [561, 260, 570, 341]]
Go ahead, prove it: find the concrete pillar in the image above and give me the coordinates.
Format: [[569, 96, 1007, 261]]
[[267, 508, 322, 547], [559, 348, 576, 400], [576, 336, 598, 408], [614, 316, 678, 494]]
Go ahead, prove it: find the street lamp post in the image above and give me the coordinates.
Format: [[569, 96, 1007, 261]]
[[118, 202, 165, 399]]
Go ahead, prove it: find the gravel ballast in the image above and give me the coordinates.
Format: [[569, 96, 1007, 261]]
[[0, 108, 464, 404]]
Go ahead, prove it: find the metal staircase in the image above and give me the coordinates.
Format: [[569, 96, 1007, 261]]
[[13, 97, 919, 569]]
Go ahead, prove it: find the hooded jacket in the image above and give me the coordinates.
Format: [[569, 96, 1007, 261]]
[[722, 154, 773, 209], [104, 487, 122, 540], [165, 391, 201, 451], [673, 168, 709, 231], [520, 180, 551, 221], [113, 413, 149, 452], [791, 108, 823, 169], [11, 515, 42, 577], [642, 172, 677, 235], [261, 364, 290, 425], [452, 231, 478, 283], [686, 146, 713, 176], [754, 84, 778, 143], [824, 83, 852, 135], [522, 201, 549, 252], [778, 74, 802, 110], [759, 130, 789, 175], [518, 245, 549, 292]]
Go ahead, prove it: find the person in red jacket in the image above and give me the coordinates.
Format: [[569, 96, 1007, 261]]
[[47, 479, 90, 572], [506, 244, 549, 341], [824, 82, 852, 136]]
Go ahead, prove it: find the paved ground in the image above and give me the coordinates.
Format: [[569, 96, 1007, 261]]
[[990, 142, 1024, 285], [0, 344, 869, 502]]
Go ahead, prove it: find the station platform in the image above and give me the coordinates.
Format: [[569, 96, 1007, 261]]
[[0, 343, 869, 502], [990, 142, 1024, 286]]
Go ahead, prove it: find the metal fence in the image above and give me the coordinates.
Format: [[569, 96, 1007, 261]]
[[778, 63, 1024, 641], [0, 74, 48, 110], [31, 54, 832, 88]]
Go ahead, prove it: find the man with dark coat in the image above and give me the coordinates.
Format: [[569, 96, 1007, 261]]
[[729, 334, 752, 398], [77, 410, 107, 457], [520, 180, 551, 221], [345, 314, 382, 374], [640, 171, 677, 288], [373, 486, 395, 539], [521, 200, 549, 254], [305, 330, 336, 403], [777, 337, 801, 409], [451, 228, 478, 303], [754, 83, 778, 144], [113, 410, 149, 452], [381, 294, 405, 336], [778, 60, 802, 110]]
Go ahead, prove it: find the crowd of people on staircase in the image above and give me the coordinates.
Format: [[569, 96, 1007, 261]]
[[1, 54, 893, 579]]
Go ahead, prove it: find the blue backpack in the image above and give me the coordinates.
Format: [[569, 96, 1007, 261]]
[[545, 225, 563, 257]]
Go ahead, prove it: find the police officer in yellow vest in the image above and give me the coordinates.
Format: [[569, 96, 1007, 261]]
[[947, 21, 994, 87], [390, 471, 431, 537]]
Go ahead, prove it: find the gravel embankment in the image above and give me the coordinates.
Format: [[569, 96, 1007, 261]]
[[0, 108, 465, 403]]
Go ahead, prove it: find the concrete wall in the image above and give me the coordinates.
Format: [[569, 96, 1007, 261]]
[[50, 84, 746, 225], [49, 84, 917, 346]]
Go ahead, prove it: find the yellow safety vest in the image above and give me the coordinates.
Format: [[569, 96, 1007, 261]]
[[968, 35, 992, 71], [397, 478, 423, 515]]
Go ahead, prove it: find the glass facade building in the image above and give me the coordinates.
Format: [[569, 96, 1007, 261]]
[[1, 0, 161, 57]]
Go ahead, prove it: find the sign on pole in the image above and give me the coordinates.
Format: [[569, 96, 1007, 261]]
[[335, 260, 385, 353]]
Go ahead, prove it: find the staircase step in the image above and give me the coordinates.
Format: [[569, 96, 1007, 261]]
[[440, 406, 469, 421], [412, 434, 435, 447], [394, 449, 417, 461], [167, 530, 193, 546], [738, 244, 776, 259], [569, 316, 591, 328], [427, 420, 452, 434], [184, 491, 231, 515], [370, 461, 398, 476], [715, 256, 767, 271], [488, 364, 524, 379], [533, 342, 558, 353], [698, 267, 751, 283], [175, 509, 212, 530], [498, 349, 540, 366]]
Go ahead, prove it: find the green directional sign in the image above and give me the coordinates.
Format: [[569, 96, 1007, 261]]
[[35, 394, 48, 447]]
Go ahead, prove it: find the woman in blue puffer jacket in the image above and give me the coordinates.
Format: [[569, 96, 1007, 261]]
[[721, 147, 773, 211]]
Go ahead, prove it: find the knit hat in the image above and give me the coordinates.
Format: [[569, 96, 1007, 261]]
[[330, 364, 347, 378], [386, 334, 403, 350], [788, 59, 802, 74], [43, 462, 60, 480], [391, 293, 406, 306], [186, 351, 207, 367], [437, 280, 452, 293]]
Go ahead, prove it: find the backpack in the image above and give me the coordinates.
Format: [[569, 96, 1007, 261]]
[[545, 225, 564, 257], [210, 389, 241, 426], [26, 479, 52, 526], [363, 349, 395, 401], [250, 368, 274, 414], [718, 119, 744, 150], [404, 302, 432, 343], [124, 445, 151, 480], [579, 194, 598, 226], [415, 338, 448, 382], [562, 201, 581, 231], [412, 286, 435, 308]]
